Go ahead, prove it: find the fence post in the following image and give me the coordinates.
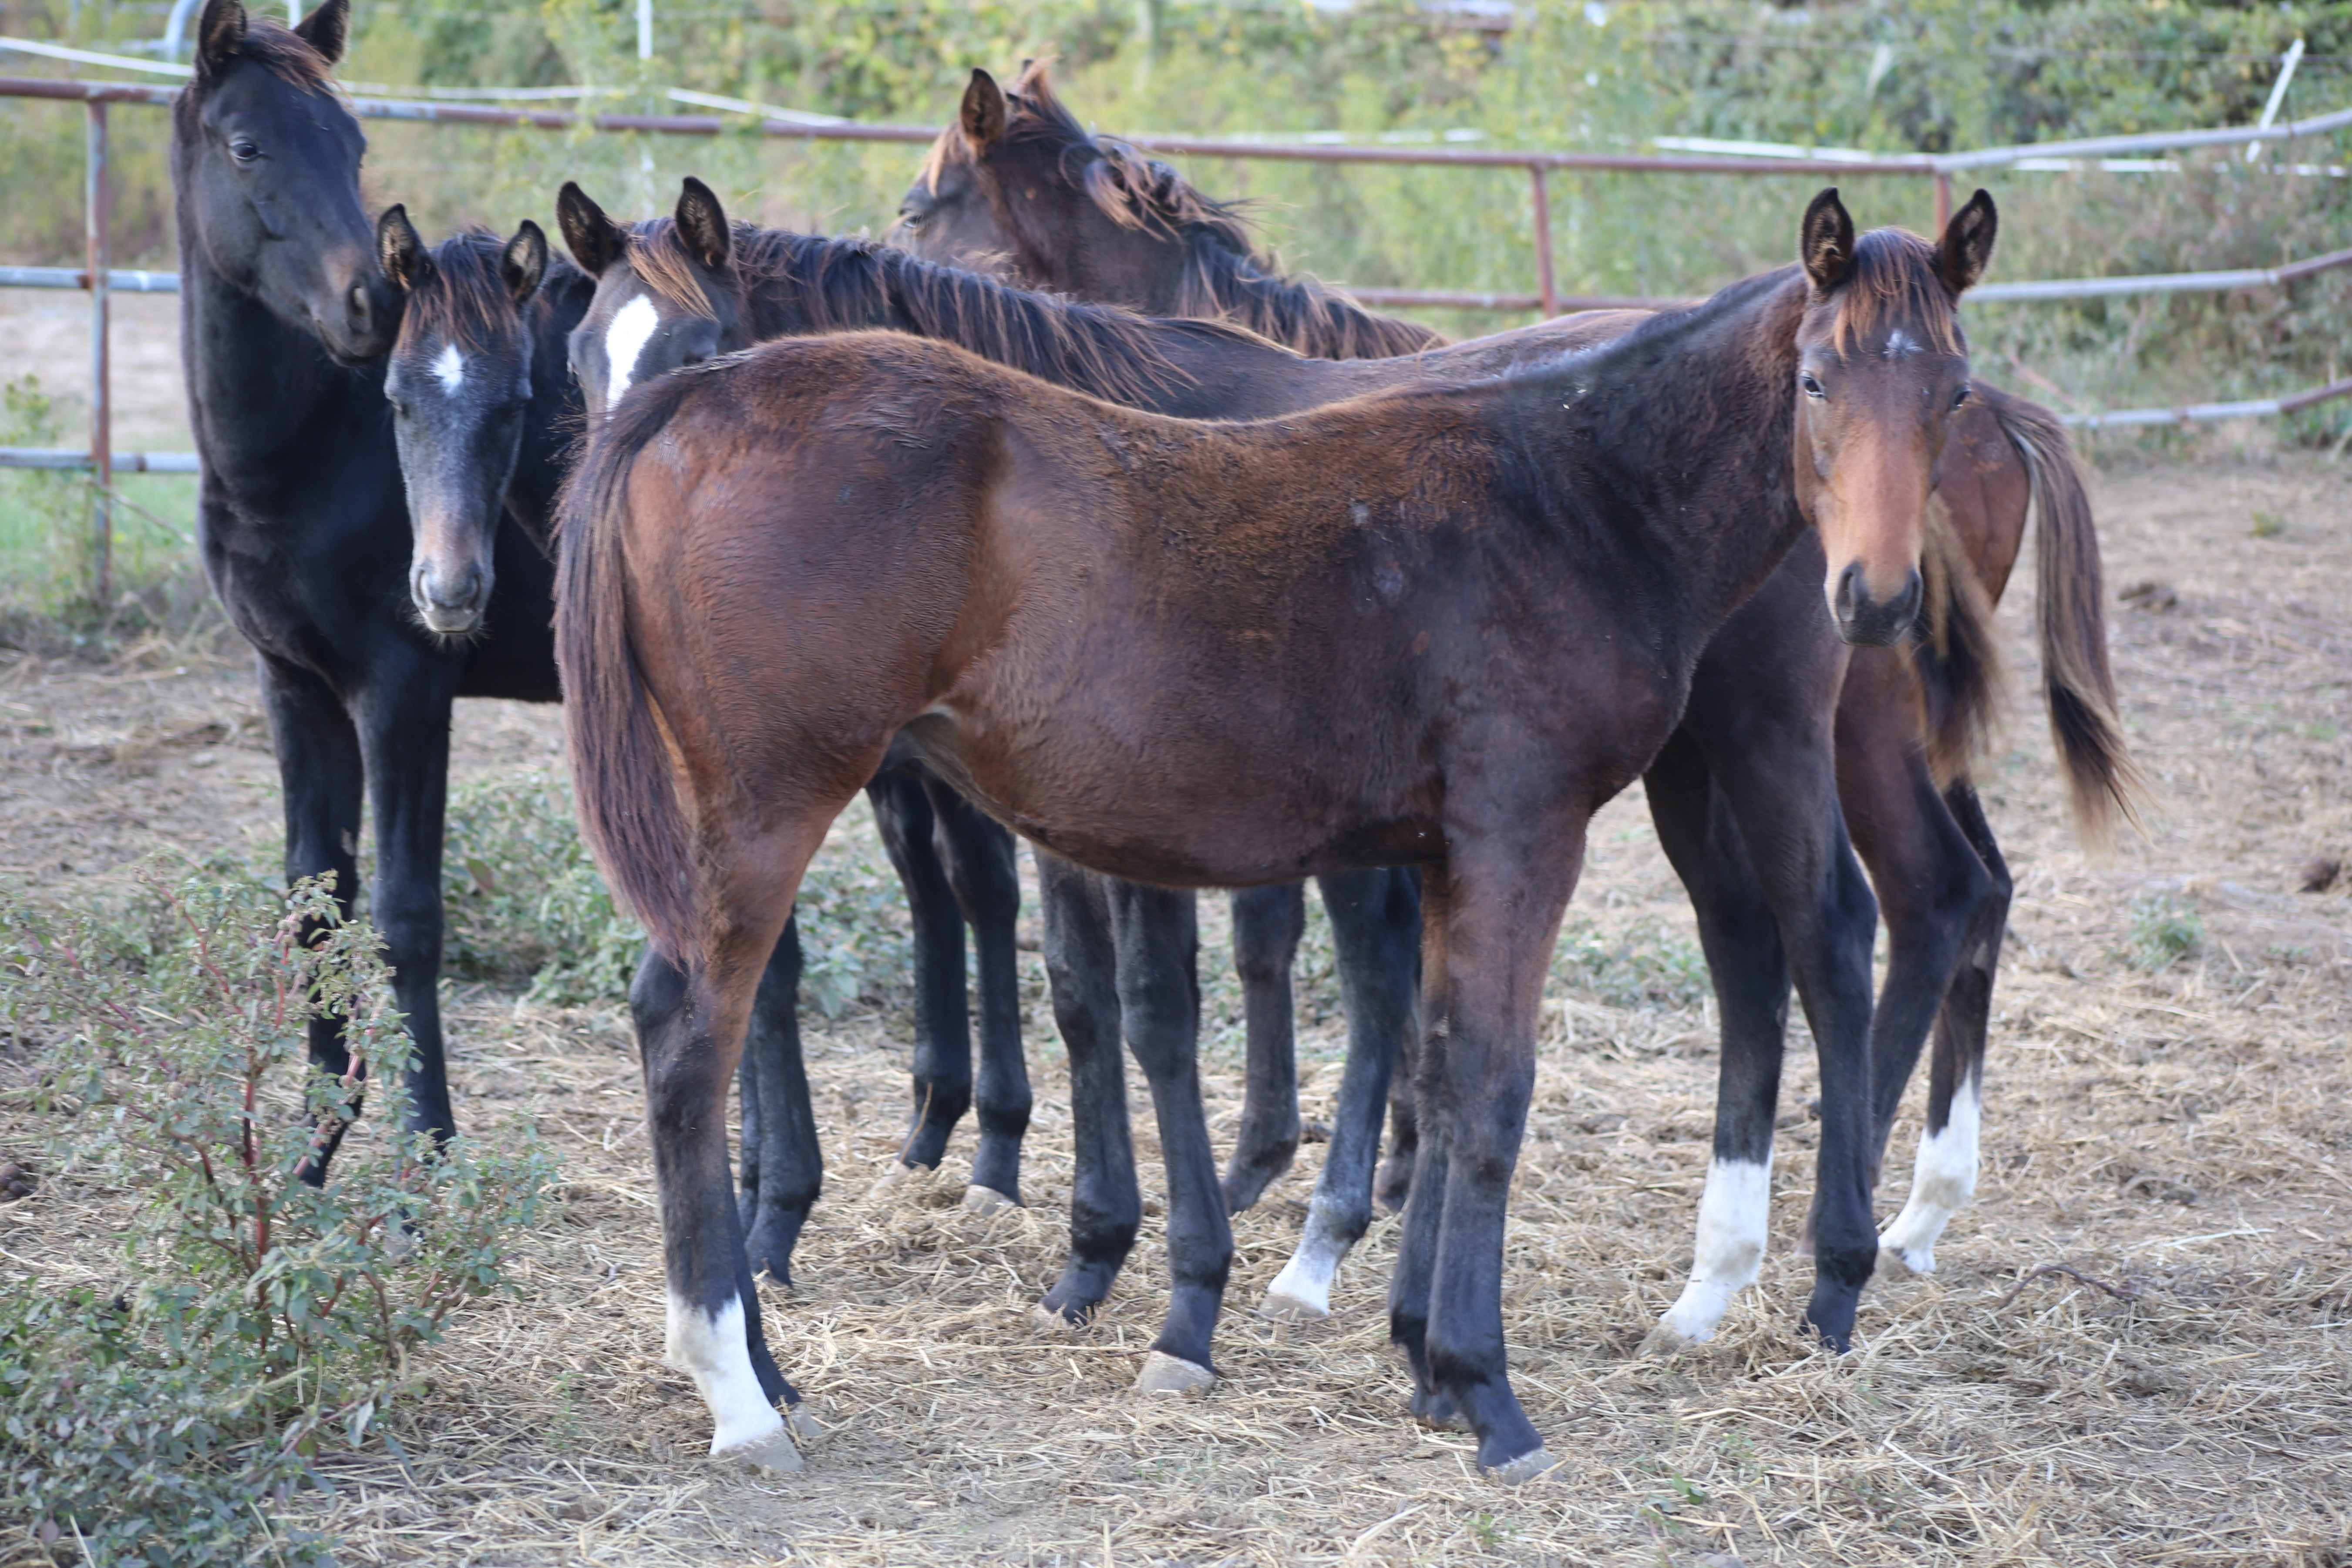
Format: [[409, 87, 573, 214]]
[[86, 98, 111, 609], [1528, 164, 1559, 317], [1934, 170, 1951, 236]]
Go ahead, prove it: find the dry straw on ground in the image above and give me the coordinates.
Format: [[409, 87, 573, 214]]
[[2, 449, 2349, 1565]]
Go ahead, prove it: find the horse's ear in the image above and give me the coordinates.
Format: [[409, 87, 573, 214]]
[[502, 219, 549, 306], [376, 204, 424, 294], [961, 69, 1008, 151], [291, 0, 349, 65], [1932, 188, 1997, 297], [194, 0, 246, 76], [557, 182, 625, 278], [674, 177, 730, 270], [1800, 187, 1855, 293]]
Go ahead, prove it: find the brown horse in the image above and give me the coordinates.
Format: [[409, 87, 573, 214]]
[[898, 63, 2143, 1337], [555, 192, 1994, 1478]]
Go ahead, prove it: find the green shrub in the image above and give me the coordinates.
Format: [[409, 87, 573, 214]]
[[0, 867, 552, 1566], [440, 768, 916, 1016]]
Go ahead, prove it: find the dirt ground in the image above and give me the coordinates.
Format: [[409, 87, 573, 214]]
[[1, 445, 2349, 1566]]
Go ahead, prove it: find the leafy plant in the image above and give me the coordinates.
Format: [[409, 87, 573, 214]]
[[2124, 892, 2204, 972], [0, 866, 552, 1565]]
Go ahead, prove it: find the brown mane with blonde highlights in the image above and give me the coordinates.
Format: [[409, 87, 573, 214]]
[[1822, 228, 1965, 356], [405, 229, 525, 353]]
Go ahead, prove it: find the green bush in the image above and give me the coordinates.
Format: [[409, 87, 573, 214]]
[[440, 768, 917, 1017], [0, 867, 552, 1566]]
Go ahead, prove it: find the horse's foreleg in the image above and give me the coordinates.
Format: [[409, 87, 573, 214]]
[[353, 666, 464, 1154], [1876, 781, 2007, 1275], [865, 771, 972, 1178], [1415, 837, 1575, 1481], [1834, 661, 2002, 1276], [1223, 882, 1305, 1212], [1107, 878, 1228, 1393], [1375, 873, 1426, 1212], [1261, 867, 1418, 1320], [1036, 855, 1138, 1326], [1638, 732, 1792, 1354], [924, 777, 1029, 1211], [739, 919, 820, 1285], [636, 868, 812, 1474], [261, 657, 366, 1185]]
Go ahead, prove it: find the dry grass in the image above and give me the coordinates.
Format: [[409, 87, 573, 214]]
[[3, 446, 2350, 1565]]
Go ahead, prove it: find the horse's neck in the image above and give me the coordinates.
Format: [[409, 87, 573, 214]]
[[178, 233, 380, 489], [506, 270, 595, 543], [1518, 273, 1811, 631]]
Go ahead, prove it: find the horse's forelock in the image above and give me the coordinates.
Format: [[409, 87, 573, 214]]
[[193, 17, 334, 93], [624, 220, 719, 320], [406, 230, 518, 355], [1824, 228, 1963, 357]]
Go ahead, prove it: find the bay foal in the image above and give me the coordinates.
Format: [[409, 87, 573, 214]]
[[555, 192, 1994, 1477]]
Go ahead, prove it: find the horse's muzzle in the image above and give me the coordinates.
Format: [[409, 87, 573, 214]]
[[1830, 562, 1922, 648], [412, 559, 488, 636]]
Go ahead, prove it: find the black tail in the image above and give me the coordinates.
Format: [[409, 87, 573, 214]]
[[1988, 389, 2148, 846], [552, 376, 706, 962]]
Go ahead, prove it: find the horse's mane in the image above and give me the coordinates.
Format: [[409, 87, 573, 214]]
[[937, 61, 1444, 362], [176, 16, 334, 123], [626, 217, 1206, 411]]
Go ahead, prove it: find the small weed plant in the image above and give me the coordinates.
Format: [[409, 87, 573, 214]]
[[0, 865, 552, 1566], [2124, 893, 2204, 972]]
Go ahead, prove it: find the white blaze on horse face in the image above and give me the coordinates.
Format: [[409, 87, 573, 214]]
[[603, 293, 661, 406], [1879, 1074, 1982, 1275], [432, 343, 466, 394], [1652, 1153, 1771, 1347], [665, 1292, 787, 1457], [1884, 327, 1921, 358]]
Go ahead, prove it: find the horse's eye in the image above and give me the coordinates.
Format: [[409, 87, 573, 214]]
[[1952, 383, 1971, 410], [1800, 373, 1825, 399], [229, 136, 261, 163]]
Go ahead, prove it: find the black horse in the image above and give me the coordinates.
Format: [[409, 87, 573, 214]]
[[174, 0, 559, 1172]]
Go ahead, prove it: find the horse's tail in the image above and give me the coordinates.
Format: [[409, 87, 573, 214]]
[[1911, 499, 2011, 791], [553, 381, 704, 963], [1989, 389, 2148, 846]]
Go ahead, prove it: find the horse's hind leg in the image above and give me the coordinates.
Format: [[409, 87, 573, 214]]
[[636, 844, 818, 1474], [261, 656, 366, 1185], [1108, 878, 1230, 1392], [1877, 781, 2008, 1275], [737, 919, 821, 1285], [1036, 855, 1141, 1327], [865, 770, 973, 1181], [1261, 866, 1418, 1319], [1223, 882, 1305, 1213], [1638, 730, 1792, 1353], [922, 776, 1030, 1212]]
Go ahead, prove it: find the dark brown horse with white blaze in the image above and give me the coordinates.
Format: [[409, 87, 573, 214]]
[[557, 192, 1994, 1478], [901, 61, 2143, 1344]]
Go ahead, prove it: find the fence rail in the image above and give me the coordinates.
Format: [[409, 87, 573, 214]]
[[7, 64, 2352, 589]]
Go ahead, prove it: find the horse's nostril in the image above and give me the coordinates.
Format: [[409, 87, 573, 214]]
[[1833, 562, 1862, 622]]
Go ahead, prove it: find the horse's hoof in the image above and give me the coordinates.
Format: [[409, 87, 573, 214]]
[[1133, 1351, 1215, 1397], [1031, 1302, 1084, 1335], [1879, 1240, 1936, 1276], [1409, 1387, 1470, 1433], [1638, 1322, 1699, 1358], [866, 1162, 928, 1202], [714, 1428, 803, 1476], [1481, 1445, 1559, 1485], [1258, 1287, 1330, 1323], [962, 1184, 1018, 1216], [784, 1402, 825, 1443]]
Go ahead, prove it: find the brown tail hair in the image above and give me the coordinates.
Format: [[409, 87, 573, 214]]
[[1988, 390, 2148, 846], [1910, 498, 2010, 790], [552, 373, 706, 963]]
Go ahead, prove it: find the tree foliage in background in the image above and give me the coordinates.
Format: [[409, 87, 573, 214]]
[[0, 867, 551, 1565]]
